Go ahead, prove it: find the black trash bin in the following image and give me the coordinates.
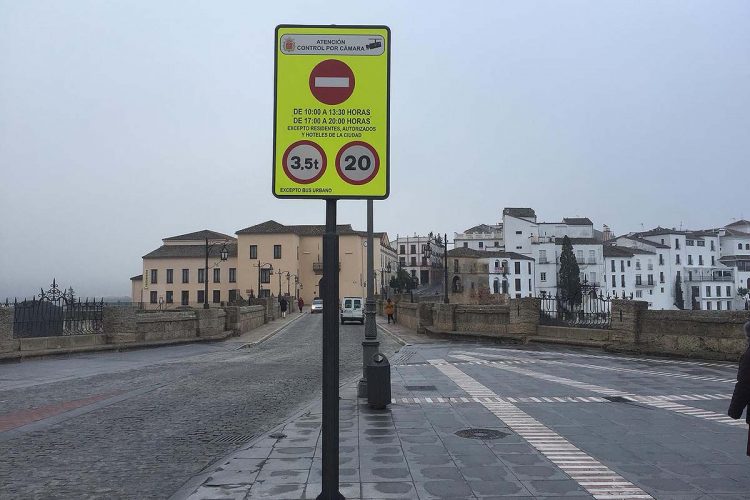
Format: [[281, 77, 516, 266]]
[[366, 353, 391, 409]]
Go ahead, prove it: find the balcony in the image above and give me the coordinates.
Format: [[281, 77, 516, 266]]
[[685, 273, 733, 282], [312, 262, 340, 275]]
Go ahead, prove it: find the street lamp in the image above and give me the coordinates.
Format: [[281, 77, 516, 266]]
[[285, 271, 292, 296], [255, 262, 273, 298], [442, 233, 455, 304], [276, 268, 285, 297], [380, 263, 392, 298], [204, 238, 229, 310]]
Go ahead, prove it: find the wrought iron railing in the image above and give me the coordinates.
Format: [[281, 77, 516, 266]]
[[11, 280, 104, 338], [539, 293, 612, 329]]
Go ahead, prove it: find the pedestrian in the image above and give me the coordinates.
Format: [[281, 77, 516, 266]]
[[280, 296, 288, 318], [298, 296, 304, 313], [728, 321, 750, 456], [385, 298, 395, 324]]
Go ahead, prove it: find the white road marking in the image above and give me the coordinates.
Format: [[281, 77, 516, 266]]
[[428, 358, 653, 500], [452, 353, 743, 428]]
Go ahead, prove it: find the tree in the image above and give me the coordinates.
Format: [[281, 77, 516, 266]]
[[390, 268, 415, 293], [558, 236, 581, 304], [674, 276, 684, 310]]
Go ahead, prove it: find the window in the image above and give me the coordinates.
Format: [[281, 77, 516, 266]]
[[576, 250, 583, 262], [698, 255, 703, 265], [727, 286, 731, 297], [717, 301, 722, 311], [676, 254, 681, 265], [399, 245, 405, 254], [229, 268, 236, 283], [478, 241, 483, 248], [273, 245, 282, 259], [539, 250, 547, 264], [746, 244, 750, 250], [514, 262, 521, 274], [410, 256, 417, 266], [647, 274, 654, 286], [661, 238, 665, 245], [647, 259, 653, 270], [705, 286, 711, 297], [706, 301, 712, 310], [515, 278, 522, 292], [166, 269, 173, 284], [697, 240, 705, 247], [636, 290, 643, 298], [711, 256, 715, 266], [454, 259, 459, 273], [528, 262, 532, 274], [540, 272, 547, 282], [716, 286, 721, 297], [166, 291, 173, 303], [213, 290, 221, 304], [636, 260, 641, 270], [182, 269, 189, 283], [411, 269, 416, 278], [710, 240, 715, 251], [659, 255, 664, 265], [150, 269, 158, 284], [410, 244, 416, 254], [621, 260, 625, 272], [660, 272, 664, 283], [636, 275, 642, 285], [686, 239, 694, 246], [260, 269, 271, 283], [249, 245, 257, 259], [529, 279, 532, 291], [588, 250, 596, 264], [181, 291, 189, 305], [399, 257, 406, 265], [627, 260, 631, 267], [689, 271, 693, 281], [727, 301, 732, 310], [611, 260, 616, 272], [621, 275, 625, 287], [197, 290, 205, 303], [463, 242, 468, 248], [198, 268, 205, 283], [675, 239, 680, 249], [612, 275, 616, 288], [515, 230, 522, 235], [150, 291, 157, 304], [494, 260, 500, 269], [229, 290, 237, 302], [213, 268, 220, 283], [494, 241, 499, 247]]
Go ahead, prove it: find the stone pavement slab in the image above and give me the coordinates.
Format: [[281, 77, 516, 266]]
[[178, 341, 750, 499]]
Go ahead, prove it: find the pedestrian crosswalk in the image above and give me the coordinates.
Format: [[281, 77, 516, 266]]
[[391, 393, 731, 405]]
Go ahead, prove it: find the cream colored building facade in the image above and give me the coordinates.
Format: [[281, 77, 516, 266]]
[[132, 222, 397, 309]]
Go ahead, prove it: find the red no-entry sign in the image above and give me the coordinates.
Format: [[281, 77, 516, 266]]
[[309, 59, 355, 105]]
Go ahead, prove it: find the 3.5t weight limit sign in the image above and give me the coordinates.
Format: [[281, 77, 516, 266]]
[[273, 25, 390, 199]]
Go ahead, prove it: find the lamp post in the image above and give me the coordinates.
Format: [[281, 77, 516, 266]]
[[380, 263, 391, 298], [255, 262, 273, 298], [285, 271, 291, 296], [276, 269, 285, 297], [204, 238, 229, 310], [443, 233, 455, 304]]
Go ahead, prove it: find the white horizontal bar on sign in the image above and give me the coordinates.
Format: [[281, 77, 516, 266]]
[[314, 77, 350, 88]]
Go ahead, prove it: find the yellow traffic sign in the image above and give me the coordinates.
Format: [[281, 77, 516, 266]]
[[273, 25, 390, 199]]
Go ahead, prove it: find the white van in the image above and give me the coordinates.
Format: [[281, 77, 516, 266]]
[[340, 297, 364, 324]]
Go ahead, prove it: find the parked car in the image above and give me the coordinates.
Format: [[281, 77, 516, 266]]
[[340, 296, 364, 324], [311, 298, 323, 314]]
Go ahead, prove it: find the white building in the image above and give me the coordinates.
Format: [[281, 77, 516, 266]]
[[454, 224, 504, 251], [394, 234, 445, 287]]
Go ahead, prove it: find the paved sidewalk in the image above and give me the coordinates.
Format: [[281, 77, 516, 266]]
[[178, 339, 750, 499]]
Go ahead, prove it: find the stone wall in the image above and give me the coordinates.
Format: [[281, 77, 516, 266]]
[[638, 309, 750, 360], [0, 303, 276, 360], [389, 296, 750, 360]]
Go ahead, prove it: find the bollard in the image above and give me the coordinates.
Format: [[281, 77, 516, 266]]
[[366, 353, 391, 409]]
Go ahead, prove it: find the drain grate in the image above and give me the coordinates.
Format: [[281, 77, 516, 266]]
[[404, 385, 437, 391], [211, 434, 255, 445], [455, 428, 509, 440], [603, 396, 632, 403]]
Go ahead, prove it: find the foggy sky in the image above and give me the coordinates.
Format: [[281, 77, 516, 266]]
[[1, 1, 749, 298]]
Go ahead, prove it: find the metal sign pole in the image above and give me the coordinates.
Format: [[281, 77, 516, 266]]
[[319, 198, 343, 500], [358, 200, 379, 397]]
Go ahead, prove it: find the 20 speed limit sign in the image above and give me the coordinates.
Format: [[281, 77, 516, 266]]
[[273, 25, 390, 199]]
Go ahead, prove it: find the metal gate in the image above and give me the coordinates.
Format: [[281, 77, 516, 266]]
[[539, 293, 612, 329]]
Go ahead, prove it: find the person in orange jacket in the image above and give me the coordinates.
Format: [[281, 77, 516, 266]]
[[384, 299, 395, 324]]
